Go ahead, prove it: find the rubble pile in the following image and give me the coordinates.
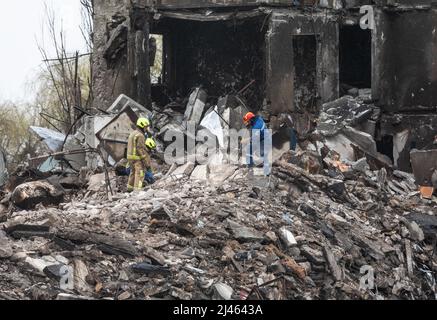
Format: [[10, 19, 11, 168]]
[[0, 153, 436, 300]]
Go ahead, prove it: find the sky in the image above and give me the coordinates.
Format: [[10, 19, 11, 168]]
[[0, 0, 87, 103]]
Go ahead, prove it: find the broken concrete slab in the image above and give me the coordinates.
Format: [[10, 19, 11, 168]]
[[351, 158, 370, 173], [227, 219, 263, 243], [190, 165, 209, 181], [171, 163, 196, 179], [208, 165, 238, 184], [87, 173, 114, 192], [400, 218, 425, 242], [300, 245, 325, 265], [107, 94, 152, 115], [0, 238, 13, 259], [279, 227, 297, 248], [410, 149, 437, 186], [184, 88, 207, 127]]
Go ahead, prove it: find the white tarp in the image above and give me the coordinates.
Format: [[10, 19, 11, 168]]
[[200, 107, 225, 148], [199, 107, 226, 165], [393, 129, 409, 167], [30, 126, 66, 152]]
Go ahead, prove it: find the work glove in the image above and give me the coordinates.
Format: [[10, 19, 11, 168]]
[[145, 170, 155, 185]]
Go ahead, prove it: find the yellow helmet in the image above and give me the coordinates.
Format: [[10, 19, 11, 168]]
[[145, 138, 157, 150], [137, 118, 150, 129]]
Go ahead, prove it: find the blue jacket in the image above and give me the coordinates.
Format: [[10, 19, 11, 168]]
[[250, 116, 267, 141]]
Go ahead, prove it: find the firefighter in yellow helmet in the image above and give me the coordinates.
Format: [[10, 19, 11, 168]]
[[127, 118, 152, 192]]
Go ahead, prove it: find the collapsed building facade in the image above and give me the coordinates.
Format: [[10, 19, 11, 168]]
[[93, 0, 437, 173], [2, 1, 437, 302]]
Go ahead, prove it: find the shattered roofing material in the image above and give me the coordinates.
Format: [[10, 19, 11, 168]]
[[30, 126, 66, 152], [107, 94, 152, 116]]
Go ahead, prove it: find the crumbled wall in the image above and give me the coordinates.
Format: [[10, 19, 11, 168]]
[[266, 11, 339, 115], [380, 114, 437, 171], [156, 17, 266, 109], [374, 7, 437, 112], [93, 0, 130, 110]]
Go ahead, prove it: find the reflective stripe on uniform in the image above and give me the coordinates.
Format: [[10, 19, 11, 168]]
[[128, 132, 147, 161], [127, 155, 141, 161], [137, 171, 144, 190], [133, 133, 138, 157]]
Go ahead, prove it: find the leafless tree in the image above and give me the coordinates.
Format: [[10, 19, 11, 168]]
[[80, 0, 94, 108], [35, 2, 93, 134]]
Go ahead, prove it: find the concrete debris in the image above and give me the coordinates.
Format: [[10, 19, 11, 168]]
[[0, 238, 13, 259], [0, 153, 436, 300], [190, 165, 209, 181], [170, 163, 196, 179], [227, 220, 264, 243], [279, 227, 297, 248], [2, 2, 437, 300], [317, 96, 376, 137], [184, 88, 207, 127], [213, 283, 234, 300]]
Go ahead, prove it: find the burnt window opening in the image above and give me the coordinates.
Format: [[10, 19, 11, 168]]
[[151, 16, 266, 109], [150, 34, 164, 85], [293, 35, 318, 113], [377, 135, 394, 163], [339, 25, 372, 92]]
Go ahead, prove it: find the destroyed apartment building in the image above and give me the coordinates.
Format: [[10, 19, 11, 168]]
[[93, 0, 437, 174], [1, 0, 437, 301]]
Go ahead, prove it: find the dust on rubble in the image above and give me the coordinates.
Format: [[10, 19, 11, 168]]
[[0, 152, 436, 300]]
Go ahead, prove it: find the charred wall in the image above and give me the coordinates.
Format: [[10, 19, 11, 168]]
[[93, 0, 131, 110], [266, 11, 339, 115], [374, 7, 437, 112], [154, 17, 267, 109]]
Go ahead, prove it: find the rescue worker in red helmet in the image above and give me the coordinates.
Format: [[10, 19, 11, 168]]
[[243, 112, 271, 176]]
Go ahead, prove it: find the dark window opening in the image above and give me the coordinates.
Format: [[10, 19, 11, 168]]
[[339, 26, 372, 92], [293, 35, 317, 113], [150, 34, 163, 85], [377, 135, 394, 163], [151, 16, 266, 109]]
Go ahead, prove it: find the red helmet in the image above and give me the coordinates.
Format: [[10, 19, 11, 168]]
[[243, 112, 256, 126]]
